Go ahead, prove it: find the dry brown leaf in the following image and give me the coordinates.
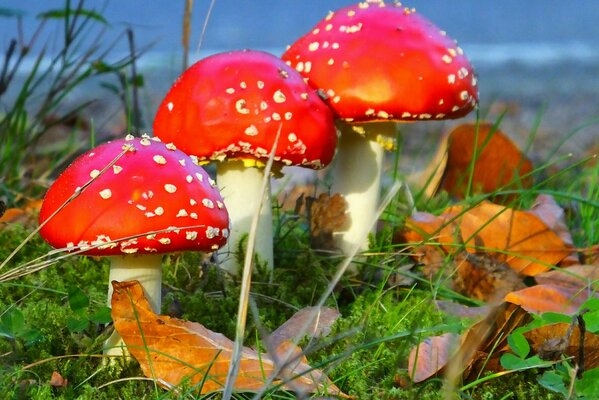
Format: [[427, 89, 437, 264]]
[[452, 253, 525, 302], [308, 193, 348, 250], [0, 199, 42, 227], [403, 202, 572, 276], [535, 264, 599, 291], [524, 322, 599, 369], [504, 284, 595, 315], [438, 122, 534, 199], [49, 371, 68, 388], [111, 281, 347, 397], [267, 306, 340, 351], [406, 304, 530, 383], [408, 332, 460, 383], [434, 301, 492, 320], [529, 194, 579, 265]]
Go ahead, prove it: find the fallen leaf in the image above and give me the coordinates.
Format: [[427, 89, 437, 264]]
[[267, 306, 340, 351], [504, 284, 594, 315], [402, 202, 573, 276], [524, 322, 599, 369], [111, 281, 346, 397], [308, 193, 348, 250], [434, 301, 491, 320], [406, 304, 530, 383], [0, 199, 42, 227], [408, 332, 460, 383], [438, 122, 534, 199], [452, 252, 525, 302], [529, 194, 578, 265], [535, 265, 599, 291], [49, 371, 68, 388]]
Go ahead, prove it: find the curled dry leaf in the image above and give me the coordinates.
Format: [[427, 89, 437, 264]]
[[535, 264, 599, 291], [524, 322, 599, 369], [0, 199, 42, 228], [438, 122, 534, 199], [402, 200, 573, 276], [111, 281, 347, 397]]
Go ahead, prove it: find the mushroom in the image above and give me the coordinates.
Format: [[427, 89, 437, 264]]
[[38, 135, 230, 355], [153, 50, 337, 275], [282, 1, 478, 258]]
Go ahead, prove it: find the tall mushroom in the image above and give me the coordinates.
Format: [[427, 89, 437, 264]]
[[153, 50, 337, 275], [38, 135, 230, 355], [282, 1, 478, 258]]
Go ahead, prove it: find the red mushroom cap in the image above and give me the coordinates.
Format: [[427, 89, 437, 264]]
[[39, 135, 230, 256], [282, 1, 478, 122], [153, 50, 337, 169]]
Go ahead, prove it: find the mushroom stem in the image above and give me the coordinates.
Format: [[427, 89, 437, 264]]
[[104, 253, 163, 357], [216, 161, 274, 275], [331, 121, 395, 262]]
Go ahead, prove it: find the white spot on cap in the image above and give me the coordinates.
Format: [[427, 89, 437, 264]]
[[113, 165, 123, 174], [165, 143, 177, 151], [216, 201, 224, 209], [140, 137, 151, 146], [122, 248, 138, 254], [190, 199, 198, 206], [459, 90, 469, 101], [164, 184, 177, 193], [205, 226, 219, 239], [202, 198, 214, 209], [257, 80, 265, 89], [154, 207, 164, 216], [272, 112, 281, 121], [153, 155, 167, 165], [288, 133, 297, 142], [158, 238, 171, 245], [167, 102, 174, 112], [240, 81, 247, 89], [136, 204, 147, 211], [327, 58, 335, 66], [222, 228, 229, 238], [195, 173, 203, 182], [260, 101, 268, 110], [225, 88, 235, 94], [304, 61, 312, 73], [179, 159, 186, 167], [273, 90, 286, 103], [186, 231, 198, 240], [245, 125, 259, 136], [300, 93, 309, 100], [284, 112, 293, 120], [235, 99, 250, 114], [186, 175, 193, 183], [125, 134, 134, 141], [448, 74, 456, 84], [442, 55, 452, 64], [176, 209, 188, 217], [295, 62, 304, 72], [90, 169, 100, 178], [99, 189, 112, 199], [190, 212, 198, 219], [309, 42, 319, 51]]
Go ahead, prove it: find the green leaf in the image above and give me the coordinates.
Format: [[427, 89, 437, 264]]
[[68, 286, 89, 316], [1, 307, 25, 335], [576, 367, 599, 398], [540, 312, 573, 325], [500, 354, 552, 370], [89, 307, 112, 324], [37, 8, 108, 24], [507, 332, 530, 358], [67, 317, 89, 333], [21, 329, 43, 346], [537, 370, 568, 396]]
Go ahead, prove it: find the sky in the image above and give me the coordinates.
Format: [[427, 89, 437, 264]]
[[1, 0, 599, 57]]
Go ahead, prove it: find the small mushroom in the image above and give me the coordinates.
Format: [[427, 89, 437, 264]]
[[38, 135, 230, 356], [282, 1, 478, 258], [153, 50, 337, 275]]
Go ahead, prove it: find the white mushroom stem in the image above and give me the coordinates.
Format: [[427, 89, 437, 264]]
[[216, 161, 274, 275], [331, 121, 396, 260], [104, 253, 163, 357]]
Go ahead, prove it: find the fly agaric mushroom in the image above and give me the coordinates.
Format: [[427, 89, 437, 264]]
[[153, 50, 337, 275], [38, 135, 229, 355], [282, 0, 478, 258]]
